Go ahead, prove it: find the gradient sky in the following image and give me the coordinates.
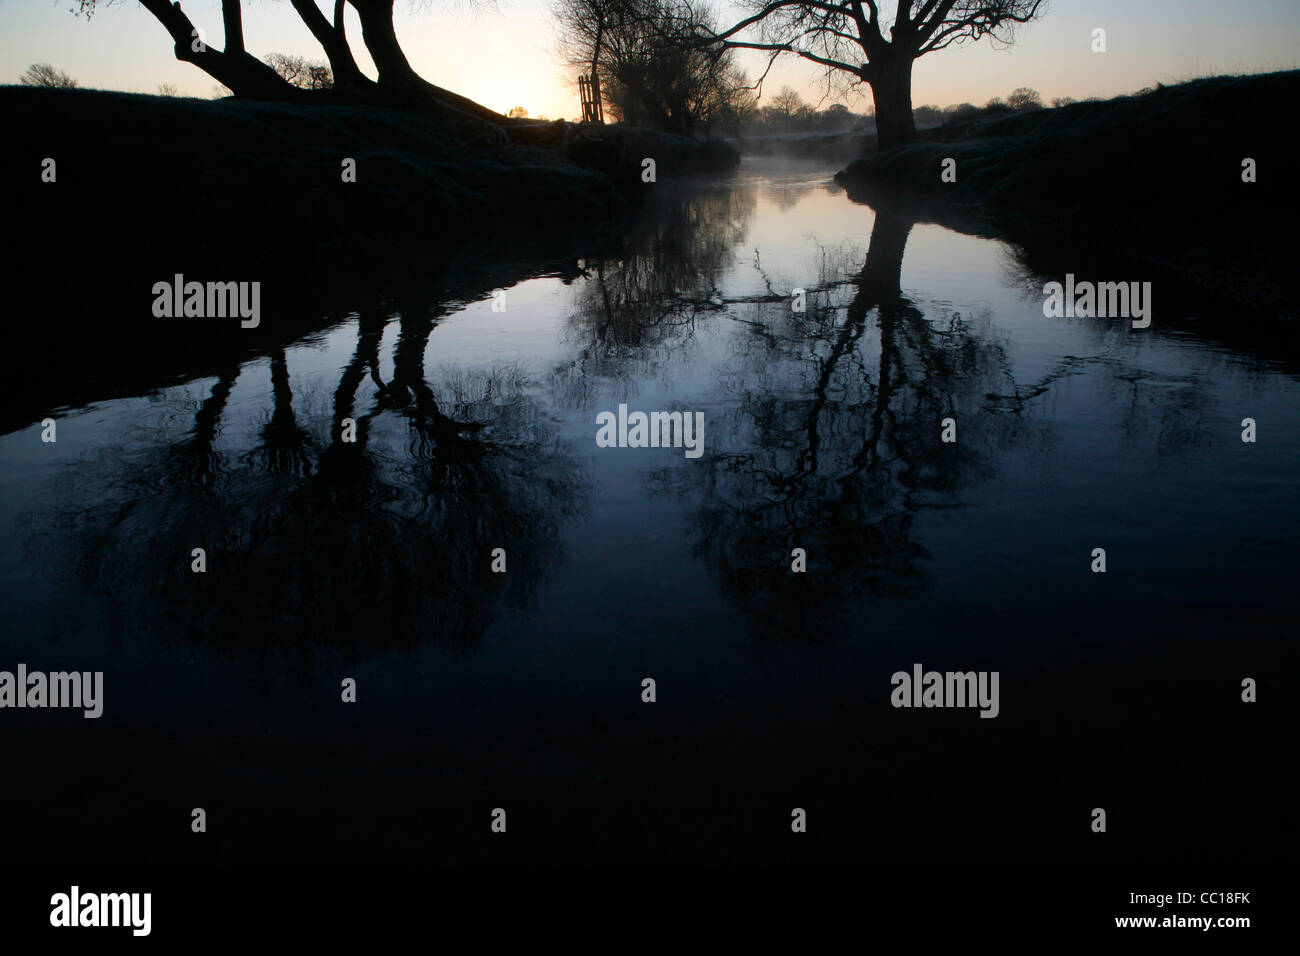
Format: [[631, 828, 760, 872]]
[[2, 0, 1296, 118]]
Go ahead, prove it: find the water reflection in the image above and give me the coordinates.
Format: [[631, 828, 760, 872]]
[[4, 164, 1294, 868], [555, 179, 758, 405], [25, 303, 588, 656], [545, 180, 1249, 637], [644, 211, 1023, 635], [11, 167, 1293, 659]]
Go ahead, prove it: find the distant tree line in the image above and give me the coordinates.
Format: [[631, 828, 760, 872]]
[[741, 88, 867, 134], [737, 85, 1086, 137], [919, 88, 1097, 127], [15, 56, 332, 97]]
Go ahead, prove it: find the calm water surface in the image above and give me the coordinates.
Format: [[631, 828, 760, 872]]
[[1, 160, 1293, 864]]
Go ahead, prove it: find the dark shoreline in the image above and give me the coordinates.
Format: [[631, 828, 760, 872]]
[[834, 71, 1300, 322], [1, 87, 739, 433], [3, 85, 740, 284], [6, 73, 1297, 433]]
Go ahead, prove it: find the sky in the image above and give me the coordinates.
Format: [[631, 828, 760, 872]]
[[1, 0, 1297, 119]]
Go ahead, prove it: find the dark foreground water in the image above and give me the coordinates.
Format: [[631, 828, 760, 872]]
[[1, 161, 1293, 865]]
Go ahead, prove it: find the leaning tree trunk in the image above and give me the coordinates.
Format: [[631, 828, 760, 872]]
[[349, 0, 418, 90], [140, 0, 517, 137], [138, 0, 303, 101], [345, 0, 517, 141], [287, 0, 373, 95], [868, 52, 918, 152], [348, 0, 510, 132]]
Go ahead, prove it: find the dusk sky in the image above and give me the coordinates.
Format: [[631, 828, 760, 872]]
[[3, 0, 1297, 118]]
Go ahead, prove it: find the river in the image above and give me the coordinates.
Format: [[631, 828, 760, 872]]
[[0, 159, 1292, 865]]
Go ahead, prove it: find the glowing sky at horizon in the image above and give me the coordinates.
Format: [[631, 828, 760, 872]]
[[1, 0, 1296, 119]]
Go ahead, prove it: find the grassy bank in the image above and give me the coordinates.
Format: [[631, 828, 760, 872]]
[[0, 86, 737, 431], [4, 86, 737, 289], [835, 71, 1299, 319]]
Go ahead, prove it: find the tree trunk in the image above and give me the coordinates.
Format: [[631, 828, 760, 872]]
[[348, 0, 508, 129], [138, 0, 301, 101], [288, 0, 371, 94], [206, 52, 307, 101], [143, 0, 511, 133], [222, 0, 244, 54], [350, 0, 417, 89], [868, 53, 918, 152], [590, 20, 604, 121]]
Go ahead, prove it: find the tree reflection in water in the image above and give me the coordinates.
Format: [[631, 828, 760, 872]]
[[554, 179, 759, 406], [562, 203, 1050, 639], [25, 301, 588, 659]]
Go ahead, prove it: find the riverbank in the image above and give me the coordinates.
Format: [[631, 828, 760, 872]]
[[1, 86, 738, 431], [835, 71, 1299, 320], [4, 86, 738, 292]]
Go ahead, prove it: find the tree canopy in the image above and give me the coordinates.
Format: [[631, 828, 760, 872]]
[[700, 0, 1048, 148], [554, 0, 756, 135]]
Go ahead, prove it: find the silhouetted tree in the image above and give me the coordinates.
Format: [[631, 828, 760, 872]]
[[768, 85, 802, 119], [20, 63, 78, 88], [913, 102, 942, 125], [703, 0, 1047, 150], [264, 53, 334, 90], [72, 0, 510, 130], [554, 0, 755, 135], [942, 101, 978, 122], [1007, 86, 1042, 110], [822, 102, 851, 124]]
